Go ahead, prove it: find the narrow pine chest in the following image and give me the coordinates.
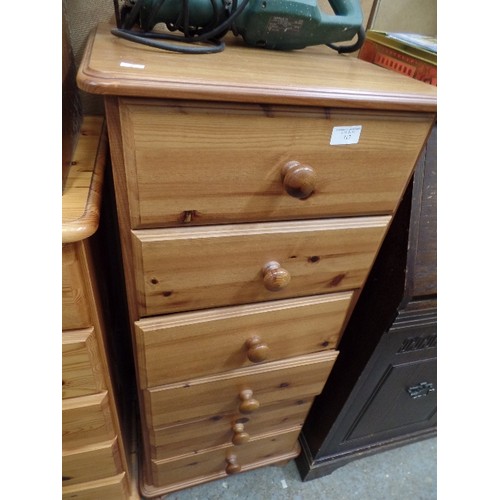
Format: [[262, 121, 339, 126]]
[[78, 24, 436, 497]]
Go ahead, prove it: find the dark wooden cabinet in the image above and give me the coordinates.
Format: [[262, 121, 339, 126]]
[[297, 126, 437, 481]]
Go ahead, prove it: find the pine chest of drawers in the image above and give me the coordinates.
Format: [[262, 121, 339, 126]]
[[78, 24, 436, 497], [62, 117, 134, 499]]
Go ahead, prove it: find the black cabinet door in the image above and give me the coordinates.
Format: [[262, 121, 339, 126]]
[[315, 314, 437, 459], [347, 357, 436, 442]]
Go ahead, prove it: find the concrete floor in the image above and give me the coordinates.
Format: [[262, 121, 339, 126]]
[[161, 437, 436, 499]]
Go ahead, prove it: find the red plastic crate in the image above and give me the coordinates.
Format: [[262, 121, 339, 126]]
[[358, 31, 437, 86]]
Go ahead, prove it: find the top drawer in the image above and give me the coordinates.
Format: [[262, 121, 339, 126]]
[[118, 99, 433, 228]]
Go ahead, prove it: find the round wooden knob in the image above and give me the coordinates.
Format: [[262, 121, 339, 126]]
[[246, 336, 270, 363], [232, 422, 250, 445], [239, 389, 260, 414], [262, 261, 291, 291], [281, 161, 317, 199], [225, 453, 241, 474]]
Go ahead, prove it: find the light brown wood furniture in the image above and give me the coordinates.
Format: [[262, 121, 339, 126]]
[[77, 24, 436, 497], [62, 116, 135, 499]]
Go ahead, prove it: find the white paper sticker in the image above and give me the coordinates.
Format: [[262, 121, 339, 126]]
[[120, 61, 145, 69], [330, 125, 362, 145]]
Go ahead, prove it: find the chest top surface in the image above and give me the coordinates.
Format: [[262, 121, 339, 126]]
[[78, 24, 436, 112], [62, 116, 106, 244]]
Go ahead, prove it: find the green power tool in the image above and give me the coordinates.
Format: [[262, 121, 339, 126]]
[[111, 0, 364, 54]]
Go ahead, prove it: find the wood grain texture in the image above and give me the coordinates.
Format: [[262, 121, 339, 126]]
[[62, 473, 129, 500], [150, 427, 301, 489], [62, 327, 106, 398], [62, 116, 107, 244], [149, 397, 314, 460], [132, 217, 389, 316], [143, 444, 300, 498], [62, 438, 123, 486], [104, 97, 142, 323], [77, 24, 436, 112], [62, 243, 93, 330], [62, 237, 134, 495], [61, 114, 134, 497], [62, 392, 115, 450], [143, 351, 337, 428], [135, 293, 352, 387], [119, 100, 434, 228]]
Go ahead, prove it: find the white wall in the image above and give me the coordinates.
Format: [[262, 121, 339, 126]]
[[369, 0, 437, 36]]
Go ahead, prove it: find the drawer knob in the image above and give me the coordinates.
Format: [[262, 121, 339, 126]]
[[232, 422, 251, 445], [239, 389, 260, 413], [262, 261, 291, 291], [281, 161, 317, 199], [246, 336, 270, 363], [226, 453, 242, 474]]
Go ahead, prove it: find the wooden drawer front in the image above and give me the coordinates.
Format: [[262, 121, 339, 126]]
[[62, 328, 105, 399], [62, 243, 92, 330], [62, 473, 129, 500], [120, 100, 433, 228], [150, 427, 301, 489], [136, 292, 352, 388], [144, 350, 337, 428], [62, 438, 123, 486], [151, 396, 314, 460], [132, 217, 389, 316], [62, 392, 116, 450]]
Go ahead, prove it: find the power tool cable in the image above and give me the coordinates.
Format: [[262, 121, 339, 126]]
[[112, 0, 250, 53]]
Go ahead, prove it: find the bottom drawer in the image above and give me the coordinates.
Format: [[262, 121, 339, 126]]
[[62, 472, 129, 500], [149, 427, 301, 491], [150, 396, 314, 460], [62, 438, 123, 486]]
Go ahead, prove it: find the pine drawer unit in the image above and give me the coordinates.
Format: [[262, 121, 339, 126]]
[[78, 24, 437, 497], [62, 117, 134, 499]]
